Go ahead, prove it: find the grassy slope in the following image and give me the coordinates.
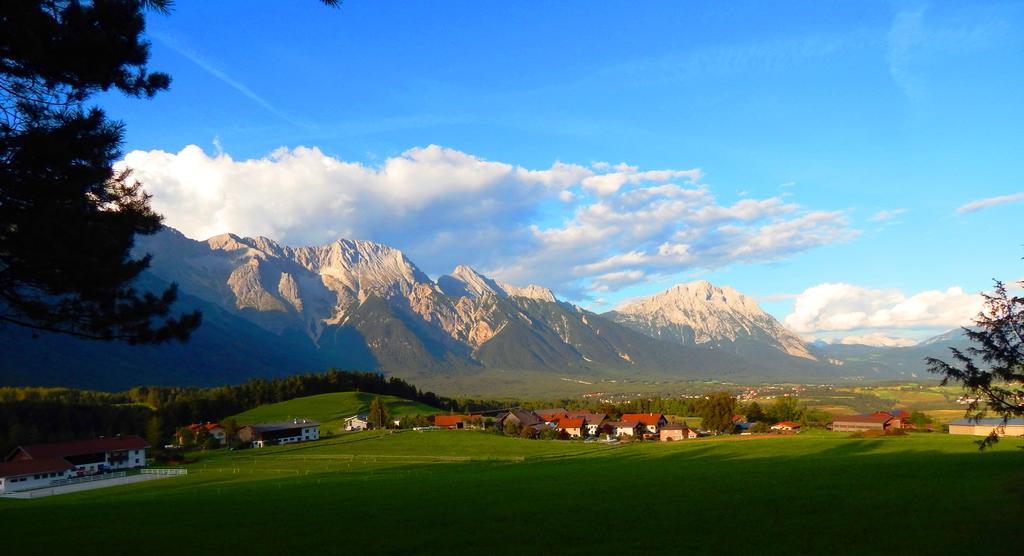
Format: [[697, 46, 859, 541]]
[[2, 430, 1022, 554], [228, 392, 441, 432]]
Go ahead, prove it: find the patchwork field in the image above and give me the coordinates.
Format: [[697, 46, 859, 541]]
[[228, 392, 441, 432], [2, 430, 1022, 554]]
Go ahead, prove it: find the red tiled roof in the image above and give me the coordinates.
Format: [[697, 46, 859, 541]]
[[0, 457, 74, 478], [833, 414, 891, 424], [434, 415, 468, 427], [10, 435, 149, 460], [187, 423, 223, 432], [773, 421, 801, 428], [621, 413, 665, 426], [558, 418, 585, 429], [872, 410, 910, 420]]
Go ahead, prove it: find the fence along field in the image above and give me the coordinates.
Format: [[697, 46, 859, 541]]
[[1, 429, 1022, 554]]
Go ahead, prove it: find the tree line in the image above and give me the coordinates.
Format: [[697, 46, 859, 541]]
[[0, 369, 460, 455]]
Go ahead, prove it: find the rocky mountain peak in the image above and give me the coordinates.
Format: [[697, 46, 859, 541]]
[[610, 280, 815, 360]]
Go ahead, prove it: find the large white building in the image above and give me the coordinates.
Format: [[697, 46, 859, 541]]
[[1, 435, 149, 494]]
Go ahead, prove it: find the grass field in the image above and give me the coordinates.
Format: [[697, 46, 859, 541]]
[[2, 430, 1022, 554], [228, 392, 441, 432]]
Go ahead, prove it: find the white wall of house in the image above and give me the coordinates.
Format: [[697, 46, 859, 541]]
[[0, 469, 71, 494], [615, 426, 636, 437]]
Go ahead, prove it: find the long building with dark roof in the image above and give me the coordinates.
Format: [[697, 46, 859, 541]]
[[1, 435, 149, 494]]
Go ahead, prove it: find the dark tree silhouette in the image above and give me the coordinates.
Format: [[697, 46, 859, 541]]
[[927, 280, 1024, 447], [0, 1, 338, 343]]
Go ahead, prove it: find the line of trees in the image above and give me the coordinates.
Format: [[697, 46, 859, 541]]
[[0, 369, 458, 455]]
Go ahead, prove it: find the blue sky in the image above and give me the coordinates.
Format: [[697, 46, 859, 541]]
[[102, 1, 1024, 345]]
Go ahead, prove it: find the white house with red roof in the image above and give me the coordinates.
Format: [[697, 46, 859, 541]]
[[556, 418, 586, 438], [2, 435, 149, 491], [620, 413, 668, 434]]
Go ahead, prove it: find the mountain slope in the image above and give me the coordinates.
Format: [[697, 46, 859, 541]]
[[0, 228, 878, 391]]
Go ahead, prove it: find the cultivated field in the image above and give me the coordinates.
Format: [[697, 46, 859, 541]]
[[2, 430, 1022, 554]]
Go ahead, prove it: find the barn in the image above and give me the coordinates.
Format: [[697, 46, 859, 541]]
[[239, 419, 320, 447], [948, 418, 1024, 437]]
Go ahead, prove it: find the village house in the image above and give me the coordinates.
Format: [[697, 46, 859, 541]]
[[433, 415, 484, 429], [344, 415, 371, 431], [497, 409, 545, 432], [533, 408, 570, 424], [831, 414, 894, 433], [771, 421, 801, 432], [557, 418, 586, 438], [659, 423, 698, 441], [239, 419, 320, 448], [621, 413, 668, 435], [569, 413, 607, 436], [608, 421, 644, 438], [179, 422, 227, 445], [948, 418, 1024, 437], [3, 435, 149, 488]]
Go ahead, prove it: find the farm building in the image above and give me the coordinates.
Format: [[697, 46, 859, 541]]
[[871, 410, 911, 429], [5, 435, 149, 477], [0, 458, 75, 494], [772, 421, 801, 432], [434, 415, 483, 429], [948, 418, 1024, 437], [239, 419, 319, 447], [621, 413, 668, 434], [497, 409, 545, 432], [344, 415, 371, 431], [557, 418, 586, 438], [659, 424, 698, 441], [831, 414, 894, 432]]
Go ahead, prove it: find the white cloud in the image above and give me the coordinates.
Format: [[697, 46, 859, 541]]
[[869, 208, 907, 221], [956, 192, 1024, 215], [122, 144, 856, 299], [834, 333, 919, 347], [784, 283, 983, 336]]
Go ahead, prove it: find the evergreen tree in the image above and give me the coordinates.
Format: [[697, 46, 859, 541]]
[[0, 0, 339, 343], [367, 396, 389, 430], [696, 391, 737, 435], [927, 279, 1024, 447], [144, 415, 163, 449]]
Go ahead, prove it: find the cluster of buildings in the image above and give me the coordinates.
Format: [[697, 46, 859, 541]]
[[430, 408, 701, 441], [0, 435, 149, 494]]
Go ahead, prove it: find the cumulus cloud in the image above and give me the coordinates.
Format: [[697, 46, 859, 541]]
[[784, 283, 984, 337], [121, 144, 856, 298], [956, 192, 1024, 215]]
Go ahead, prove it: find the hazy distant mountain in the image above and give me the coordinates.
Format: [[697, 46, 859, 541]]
[[605, 280, 817, 360], [810, 328, 974, 378], [0, 228, 906, 391]]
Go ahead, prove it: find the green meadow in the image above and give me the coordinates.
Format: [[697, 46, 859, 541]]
[[228, 391, 441, 432], [2, 430, 1022, 554]]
